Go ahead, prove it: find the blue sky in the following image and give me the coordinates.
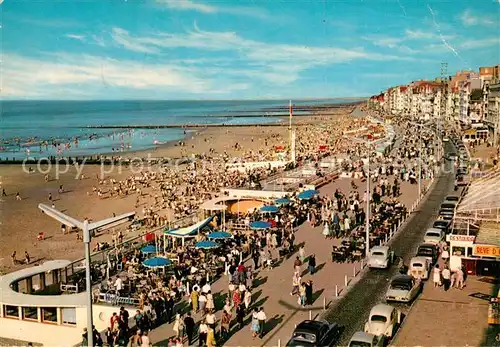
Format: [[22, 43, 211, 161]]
[[1, 0, 499, 100]]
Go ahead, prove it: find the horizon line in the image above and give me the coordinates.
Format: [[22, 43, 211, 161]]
[[0, 97, 369, 102]]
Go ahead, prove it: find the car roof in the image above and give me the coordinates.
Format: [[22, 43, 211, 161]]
[[419, 243, 436, 248], [433, 220, 449, 224], [445, 195, 459, 200], [371, 245, 389, 252], [391, 274, 413, 284], [295, 320, 329, 333], [370, 304, 394, 317], [411, 256, 429, 265], [425, 228, 442, 233], [350, 331, 376, 343]]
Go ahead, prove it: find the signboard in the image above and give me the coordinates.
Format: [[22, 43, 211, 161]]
[[473, 245, 500, 257], [448, 235, 476, 243]]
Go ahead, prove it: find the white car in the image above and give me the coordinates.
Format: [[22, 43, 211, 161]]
[[364, 304, 401, 338], [385, 274, 421, 303], [423, 228, 444, 245], [368, 246, 394, 269], [348, 331, 384, 347], [408, 256, 430, 280]]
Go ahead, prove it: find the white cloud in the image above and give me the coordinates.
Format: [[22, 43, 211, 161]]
[[404, 29, 454, 41], [111, 28, 159, 53], [0, 53, 250, 98], [155, 0, 269, 19], [460, 9, 495, 26], [156, 0, 216, 13], [460, 37, 500, 49], [65, 34, 86, 41]]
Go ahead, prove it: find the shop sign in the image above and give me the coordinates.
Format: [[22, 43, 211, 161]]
[[448, 235, 476, 243], [473, 245, 500, 257]]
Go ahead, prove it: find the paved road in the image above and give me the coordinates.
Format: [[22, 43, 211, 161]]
[[322, 142, 455, 345]]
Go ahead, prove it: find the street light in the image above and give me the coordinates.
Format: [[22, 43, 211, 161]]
[[344, 135, 379, 259], [38, 204, 135, 347], [408, 120, 434, 197]]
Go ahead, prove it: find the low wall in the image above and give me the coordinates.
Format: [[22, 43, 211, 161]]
[[222, 189, 288, 200], [225, 160, 289, 173]]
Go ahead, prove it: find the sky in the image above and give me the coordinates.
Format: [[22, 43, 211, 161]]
[[0, 0, 499, 100]]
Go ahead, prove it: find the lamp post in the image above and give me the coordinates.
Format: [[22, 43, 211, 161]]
[[38, 204, 135, 347], [344, 136, 378, 258], [408, 120, 433, 197]]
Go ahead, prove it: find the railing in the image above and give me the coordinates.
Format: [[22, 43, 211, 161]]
[[97, 292, 140, 306]]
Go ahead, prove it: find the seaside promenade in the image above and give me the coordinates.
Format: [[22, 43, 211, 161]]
[[146, 123, 427, 346], [147, 177, 422, 346]]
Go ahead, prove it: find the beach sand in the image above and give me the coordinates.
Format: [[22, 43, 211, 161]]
[[0, 107, 355, 274]]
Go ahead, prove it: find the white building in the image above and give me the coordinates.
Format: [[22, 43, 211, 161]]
[[459, 81, 471, 124], [486, 82, 500, 145]]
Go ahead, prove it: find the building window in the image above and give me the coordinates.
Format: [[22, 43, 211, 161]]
[[61, 308, 77, 326], [22, 307, 38, 321], [42, 307, 58, 323], [4, 305, 19, 318]]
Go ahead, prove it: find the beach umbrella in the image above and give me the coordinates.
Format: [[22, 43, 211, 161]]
[[140, 245, 157, 254], [275, 198, 291, 206], [195, 240, 219, 249], [207, 231, 232, 240], [143, 256, 172, 268], [249, 221, 272, 230], [260, 205, 279, 213], [297, 189, 319, 200]]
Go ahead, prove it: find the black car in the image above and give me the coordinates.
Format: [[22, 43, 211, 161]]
[[286, 320, 342, 347], [416, 243, 439, 265], [445, 195, 460, 203], [433, 219, 451, 233]]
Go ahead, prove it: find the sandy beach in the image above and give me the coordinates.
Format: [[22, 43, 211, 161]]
[[0, 106, 357, 274]]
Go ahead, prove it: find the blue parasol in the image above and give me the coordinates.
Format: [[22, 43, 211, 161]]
[[143, 257, 172, 268], [249, 221, 272, 230], [140, 245, 157, 254], [195, 240, 219, 249], [297, 189, 319, 200], [275, 198, 291, 206], [260, 205, 279, 213], [207, 231, 232, 240]]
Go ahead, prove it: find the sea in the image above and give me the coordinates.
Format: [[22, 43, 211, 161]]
[[0, 99, 361, 160]]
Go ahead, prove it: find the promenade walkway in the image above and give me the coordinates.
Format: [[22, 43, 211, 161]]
[[149, 175, 422, 346]]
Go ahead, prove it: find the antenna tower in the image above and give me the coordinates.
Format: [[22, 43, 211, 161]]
[[439, 62, 448, 129]]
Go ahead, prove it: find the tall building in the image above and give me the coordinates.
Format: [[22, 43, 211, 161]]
[[486, 82, 500, 145]]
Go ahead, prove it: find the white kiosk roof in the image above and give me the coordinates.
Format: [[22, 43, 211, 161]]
[[0, 260, 87, 307]]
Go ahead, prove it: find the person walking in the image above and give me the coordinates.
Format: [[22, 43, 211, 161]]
[[184, 312, 195, 346], [433, 264, 441, 288], [236, 304, 245, 329], [140, 331, 151, 347], [220, 309, 231, 341], [191, 288, 199, 313], [290, 272, 301, 296], [257, 307, 267, 338], [442, 266, 451, 291], [308, 254, 316, 275], [198, 320, 208, 347], [250, 308, 259, 338], [455, 267, 465, 289], [294, 256, 302, 274]]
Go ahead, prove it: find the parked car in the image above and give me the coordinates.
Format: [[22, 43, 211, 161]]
[[423, 228, 444, 245], [416, 243, 439, 265], [348, 331, 385, 347], [432, 219, 451, 233], [286, 320, 341, 346], [385, 274, 421, 303], [408, 256, 430, 280], [364, 304, 401, 338], [368, 246, 395, 269], [444, 195, 460, 203]]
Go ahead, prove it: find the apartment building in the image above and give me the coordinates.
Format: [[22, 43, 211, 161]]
[[486, 82, 500, 145]]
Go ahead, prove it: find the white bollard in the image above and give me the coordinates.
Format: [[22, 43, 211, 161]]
[[309, 310, 312, 320], [206, 272, 209, 283], [353, 265, 356, 277], [344, 274, 348, 287], [240, 252, 243, 264], [385, 233, 388, 244], [186, 282, 190, 295], [323, 297, 326, 310], [335, 284, 339, 297], [278, 339, 281, 347]]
